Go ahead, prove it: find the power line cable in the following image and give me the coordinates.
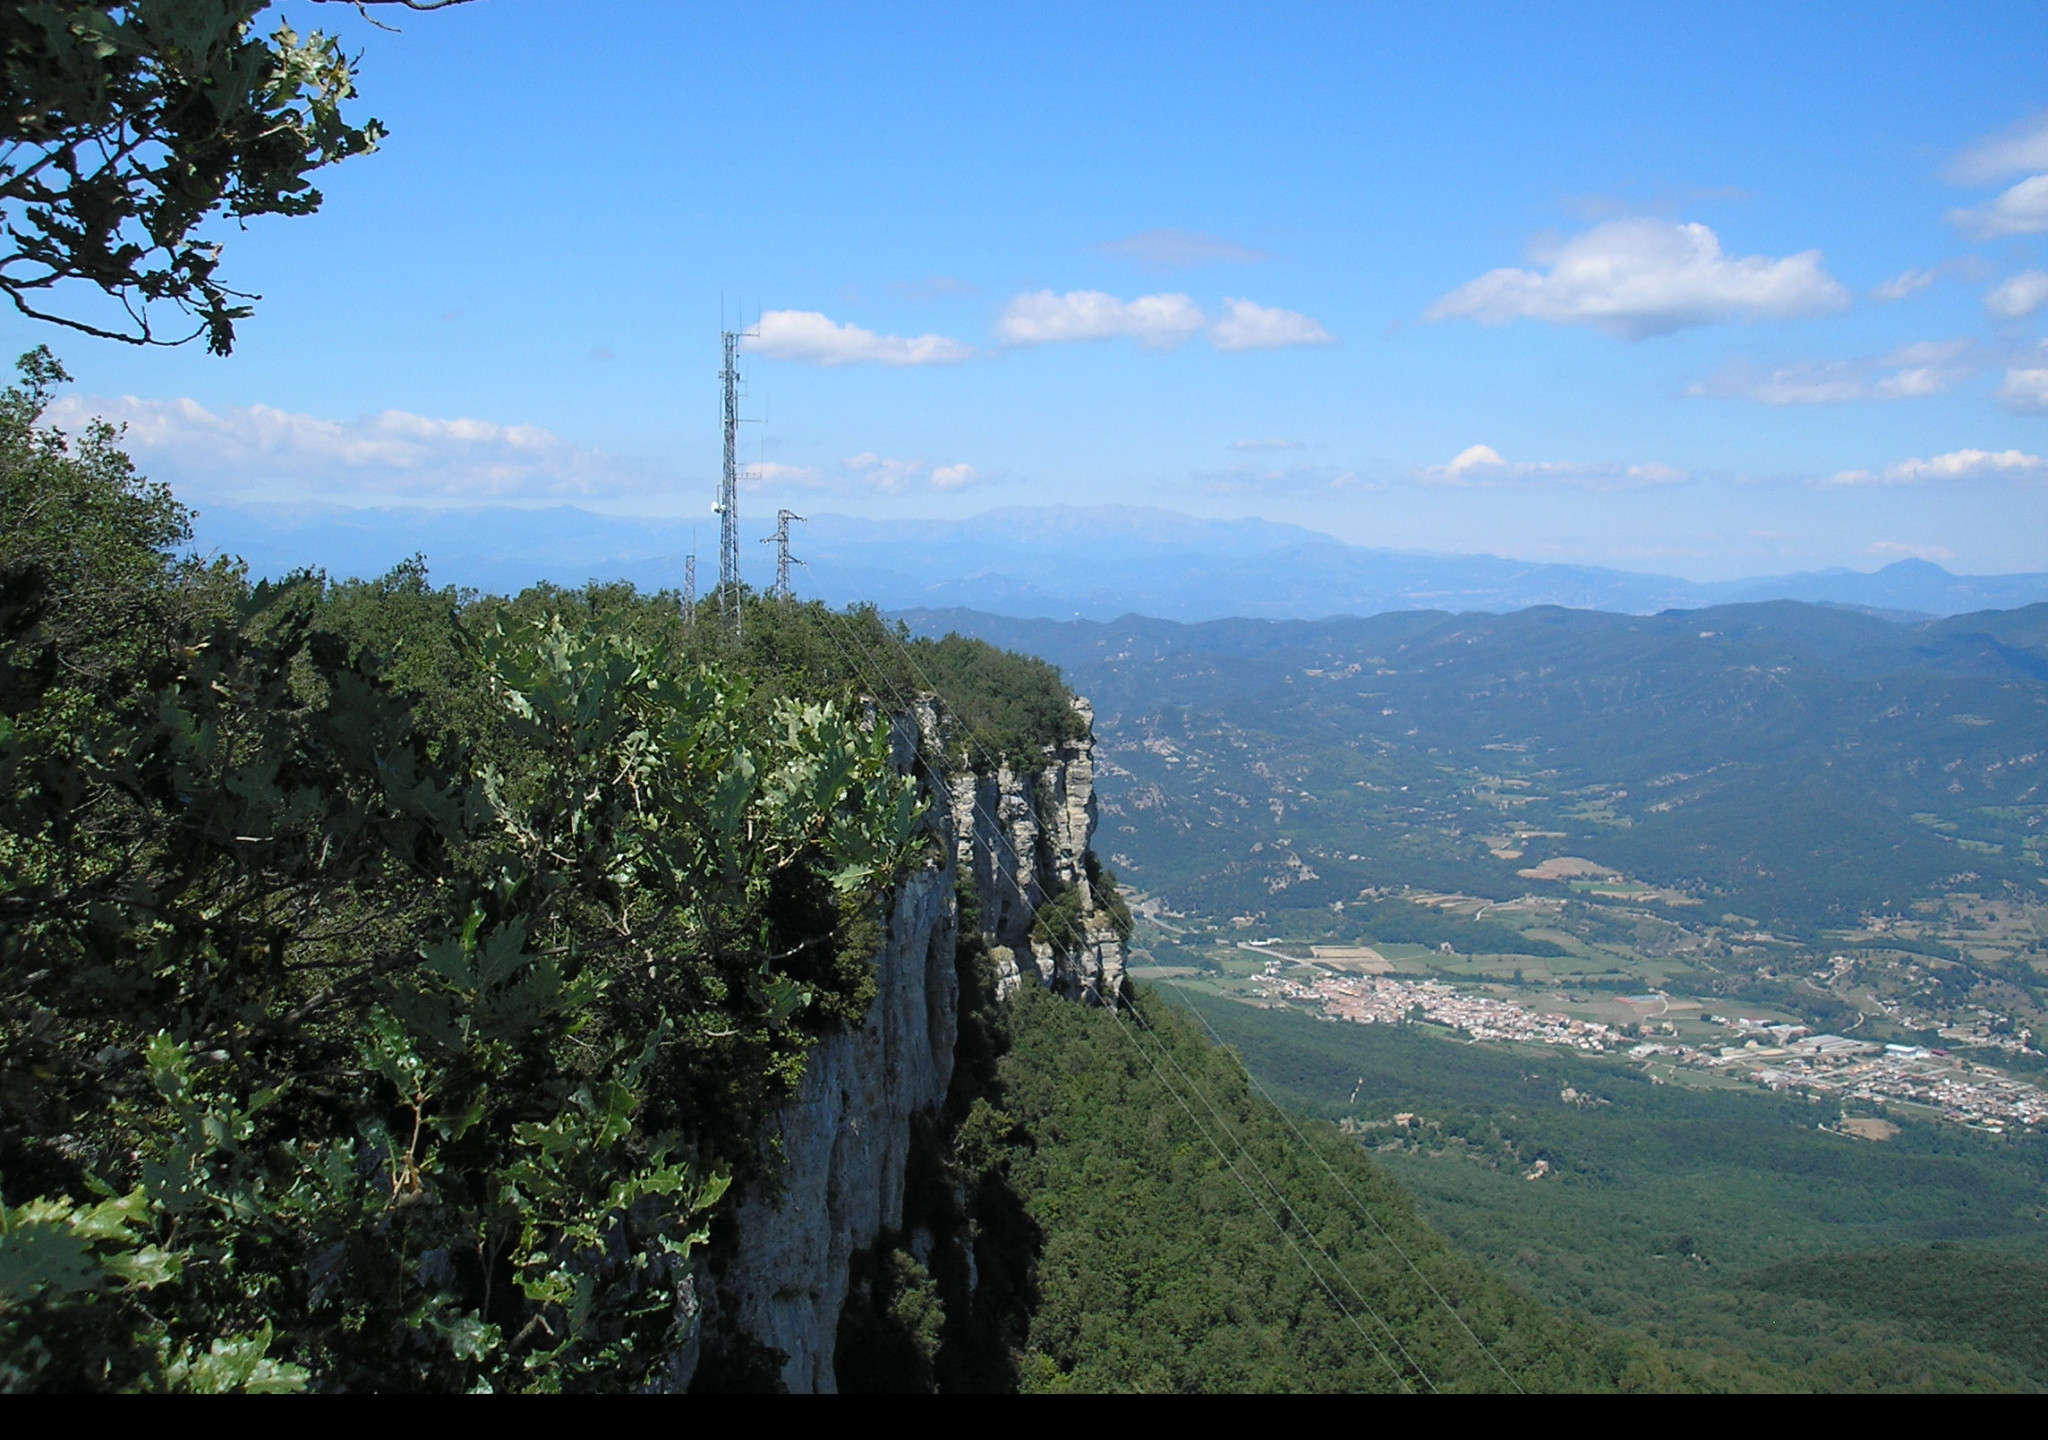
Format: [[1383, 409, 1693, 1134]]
[[1099, 1000, 1419, 1392], [1162, 986, 1526, 1391], [865, 605, 1518, 1389], [1113, 995, 1441, 1391], [805, 601, 1443, 1390]]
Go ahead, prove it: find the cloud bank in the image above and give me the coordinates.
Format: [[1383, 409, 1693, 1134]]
[[1827, 449, 2044, 486], [1426, 218, 1849, 340], [744, 309, 974, 366], [1208, 298, 1337, 351], [46, 393, 631, 503], [1686, 341, 1974, 405], [995, 289, 1335, 353], [1948, 174, 2048, 238], [1996, 365, 2048, 415], [995, 290, 1209, 349], [839, 452, 985, 494], [1986, 270, 2048, 320], [1418, 443, 1686, 489], [1871, 267, 1941, 302], [1096, 229, 1273, 270], [1948, 110, 2048, 186]]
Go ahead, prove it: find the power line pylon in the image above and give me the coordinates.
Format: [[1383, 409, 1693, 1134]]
[[713, 327, 753, 636], [761, 509, 805, 600]]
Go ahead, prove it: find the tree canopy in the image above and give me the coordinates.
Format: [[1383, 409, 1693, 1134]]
[[0, 1, 455, 353], [0, 354, 934, 1390]]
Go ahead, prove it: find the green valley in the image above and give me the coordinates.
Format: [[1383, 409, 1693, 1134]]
[[907, 602, 2048, 1387]]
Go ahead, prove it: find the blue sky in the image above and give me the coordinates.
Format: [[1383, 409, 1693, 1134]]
[[16, 0, 2048, 579]]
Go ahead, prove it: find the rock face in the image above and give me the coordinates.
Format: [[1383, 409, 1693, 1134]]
[[949, 698, 1125, 1005], [685, 697, 1124, 1393]]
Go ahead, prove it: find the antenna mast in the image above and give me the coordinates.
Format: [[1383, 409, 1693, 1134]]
[[761, 509, 805, 600], [716, 329, 743, 634], [682, 552, 697, 623]]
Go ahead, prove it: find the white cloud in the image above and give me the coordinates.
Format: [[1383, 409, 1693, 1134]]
[[1231, 437, 1305, 452], [1948, 174, 2048, 238], [995, 289, 1207, 350], [45, 393, 629, 503], [1438, 443, 1507, 479], [1996, 366, 2048, 415], [1948, 111, 2048, 185], [839, 453, 983, 493], [1417, 443, 1686, 489], [1686, 340, 1975, 405], [1987, 270, 2048, 320], [1425, 218, 1850, 340], [1207, 298, 1338, 352], [1871, 267, 1941, 302], [840, 452, 923, 492], [744, 309, 974, 366], [1096, 229, 1273, 270], [1826, 449, 2045, 486], [994, 289, 1337, 354]]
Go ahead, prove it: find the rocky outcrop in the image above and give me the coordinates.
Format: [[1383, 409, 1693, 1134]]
[[681, 696, 1125, 1393], [948, 698, 1125, 1005]]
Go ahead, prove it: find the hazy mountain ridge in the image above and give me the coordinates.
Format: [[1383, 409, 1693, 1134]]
[[898, 599, 2048, 928], [190, 501, 2048, 622]]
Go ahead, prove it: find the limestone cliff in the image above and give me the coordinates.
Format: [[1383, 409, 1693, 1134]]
[[682, 696, 1124, 1393]]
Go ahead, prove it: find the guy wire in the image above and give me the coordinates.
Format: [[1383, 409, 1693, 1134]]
[[1164, 987, 1526, 1391], [794, 598, 1443, 1391], [861, 603, 1520, 1391]]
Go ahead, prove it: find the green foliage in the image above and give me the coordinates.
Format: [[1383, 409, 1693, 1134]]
[[0, 3, 387, 352], [908, 632, 1087, 765], [1348, 900, 1566, 957], [1029, 884, 1088, 957], [0, 357, 930, 1392], [1166, 985, 2048, 1390], [1744, 1246, 2048, 1382], [993, 986, 1666, 1392], [836, 1247, 945, 1393], [1086, 853, 1134, 944]]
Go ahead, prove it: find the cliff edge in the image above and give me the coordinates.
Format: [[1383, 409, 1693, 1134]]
[[682, 696, 1124, 1392]]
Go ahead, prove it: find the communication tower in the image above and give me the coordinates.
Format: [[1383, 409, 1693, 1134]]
[[761, 509, 805, 600], [682, 552, 697, 623], [714, 329, 744, 633]]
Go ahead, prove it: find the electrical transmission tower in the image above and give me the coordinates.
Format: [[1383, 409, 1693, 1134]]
[[761, 509, 805, 600], [714, 329, 743, 634]]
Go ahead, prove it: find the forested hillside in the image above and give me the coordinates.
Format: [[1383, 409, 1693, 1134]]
[[830, 939, 1667, 1394], [992, 986, 1663, 1392], [900, 601, 2048, 1392], [1169, 990, 2048, 1391], [903, 603, 2048, 931]]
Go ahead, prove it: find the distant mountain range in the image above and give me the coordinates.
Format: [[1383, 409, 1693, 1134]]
[[190, 500, 2048, 621], [893, 598, 2048, 927]]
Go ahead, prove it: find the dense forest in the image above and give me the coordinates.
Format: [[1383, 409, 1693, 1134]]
[[0, 352, 1077, 1391], [829, 926, 1664, 1394], [1168, 988, 2048, 1391], [992, 987, 1661, 1392]]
